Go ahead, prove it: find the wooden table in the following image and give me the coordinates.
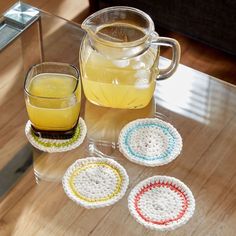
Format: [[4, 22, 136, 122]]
[[0, 5, 236, 236]]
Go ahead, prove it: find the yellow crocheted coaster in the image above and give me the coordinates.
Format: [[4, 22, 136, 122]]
[[69, 163, 122, 203], [62, 157, 129, 208]]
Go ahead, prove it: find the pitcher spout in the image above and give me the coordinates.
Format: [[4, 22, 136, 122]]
[[81, 14, 97, 36]]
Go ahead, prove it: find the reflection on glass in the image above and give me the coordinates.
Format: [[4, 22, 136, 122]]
[[84, 98, 156, 147], [33, 151, 65, 183], [157, 58, 236, 125], [156, 58, 211, 124], [33, 147, 87, 183]]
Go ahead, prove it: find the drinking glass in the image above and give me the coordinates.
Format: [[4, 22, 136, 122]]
[[24, 62, 81, 139]]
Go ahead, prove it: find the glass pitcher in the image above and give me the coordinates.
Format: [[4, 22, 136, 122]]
[[80, 6, 180, 109]]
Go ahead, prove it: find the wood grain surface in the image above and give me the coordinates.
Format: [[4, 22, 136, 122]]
[[0, 9, 236, 236]]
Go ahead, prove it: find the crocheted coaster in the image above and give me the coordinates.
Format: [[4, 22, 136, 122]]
[[118, 118, 182, 166], [62, 157, 129, 208], [128, 176, 195, 231], [25, 118, 87, 153]]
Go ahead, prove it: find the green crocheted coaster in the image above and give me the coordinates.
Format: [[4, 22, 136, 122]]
[[25, 118, 87, 153]]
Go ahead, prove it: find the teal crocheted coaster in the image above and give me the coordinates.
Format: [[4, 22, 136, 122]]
[[118, 118, 182, 167], [25, 118, 87, 153]]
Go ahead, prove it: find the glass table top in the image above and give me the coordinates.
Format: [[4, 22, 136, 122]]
[[0, 3, 236, 236]]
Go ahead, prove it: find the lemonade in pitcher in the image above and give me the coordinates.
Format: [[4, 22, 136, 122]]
[[82, 48, 158, 109], [82, 33, 158, 108], [80, 7, 180, 109]]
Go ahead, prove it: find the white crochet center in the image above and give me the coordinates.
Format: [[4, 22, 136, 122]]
[[73, 165, 119, 200], [137, 187, 184, 221], [128, 126, 169, 158]]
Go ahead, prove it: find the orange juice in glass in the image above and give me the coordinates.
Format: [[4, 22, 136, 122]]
[[24, 62, 81, 139]]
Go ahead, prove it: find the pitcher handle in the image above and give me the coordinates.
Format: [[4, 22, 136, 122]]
[[152, 37, 181, 80]]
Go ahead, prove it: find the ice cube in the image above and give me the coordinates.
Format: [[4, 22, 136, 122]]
[[132, 61, 145, 70], [134, 70, 150, 89], [112, 59, 130, 68]]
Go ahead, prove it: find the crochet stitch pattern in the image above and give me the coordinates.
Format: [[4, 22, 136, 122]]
[[62, 157, 129, 208], [25, 118, 87, 153], [128, 176, 195, 231], [118, 118, 182, 166]]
